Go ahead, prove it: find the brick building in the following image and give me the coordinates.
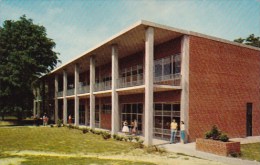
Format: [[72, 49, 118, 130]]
[[34, 20, 260, 145]]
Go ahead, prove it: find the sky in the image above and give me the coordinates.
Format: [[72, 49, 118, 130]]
[[0, 0, 259, 66]]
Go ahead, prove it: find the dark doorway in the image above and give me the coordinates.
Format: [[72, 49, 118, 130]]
[[246, 103, 253, 136]]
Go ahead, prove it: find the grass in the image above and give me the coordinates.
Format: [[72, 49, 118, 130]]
[[0, 127, 135, 154], [0, 155, 154, 165], [0, 126, 156, 164], [241, 143, 260, 162]]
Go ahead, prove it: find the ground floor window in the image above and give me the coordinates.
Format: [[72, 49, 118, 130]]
[[154, 103, 180, 140], [79, 104, 85, 125], [121, 103, 143, 134]]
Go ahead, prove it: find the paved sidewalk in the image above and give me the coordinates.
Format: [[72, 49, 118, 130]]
[[153, 136, 260, 165]]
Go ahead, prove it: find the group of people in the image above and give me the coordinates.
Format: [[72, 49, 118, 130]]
[[170, 119, 186, 144], [122, 119, 138, 135]]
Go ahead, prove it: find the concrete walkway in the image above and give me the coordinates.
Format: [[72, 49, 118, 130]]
[[153, 136, 260, 165]]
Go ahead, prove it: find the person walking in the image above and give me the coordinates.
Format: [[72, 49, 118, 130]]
[[170, 119, 178, 144], [180, 121, 185, 144]]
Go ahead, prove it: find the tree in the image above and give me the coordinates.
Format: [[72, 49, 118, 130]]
[[234, 34, 260, 48], [0, 15, 60, 120]]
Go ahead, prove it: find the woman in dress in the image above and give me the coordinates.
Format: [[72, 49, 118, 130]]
[[122, 120, 129, 134]]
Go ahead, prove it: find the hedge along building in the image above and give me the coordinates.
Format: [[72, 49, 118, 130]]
[[34, 20, 260, 146]]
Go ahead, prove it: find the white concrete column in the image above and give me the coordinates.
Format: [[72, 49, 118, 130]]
[[111, 44, 119, 135], [63, 70, 68, 124], [74, 64, 79, 126], [180, 35, 190, 143], [85, 100, 89, 125], [54, 75, 59, 123], [90, 56, 96, 129], [144, 27, 154, 146]]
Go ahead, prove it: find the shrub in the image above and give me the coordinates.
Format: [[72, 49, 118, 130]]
[[102, 132, 111, 140], [205, 131, 212, 139], [134, 136, 140, 142], [57, 119, 63, 127], [82, 128, 88, 134], [204, 125, 229, 142], [128, 136, 133, 142], [112, 134, 117, 139], [219, 133, 229, 142], [50, 124, 54, 128]]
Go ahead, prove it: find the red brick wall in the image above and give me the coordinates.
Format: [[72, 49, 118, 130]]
[[119, 52, 143, 70], [154, 37, 181, 60], [101, 113, 111, 130], [196, 138, 240, 156], [154, 91, 181, 103], [189, 36, 260, 141]]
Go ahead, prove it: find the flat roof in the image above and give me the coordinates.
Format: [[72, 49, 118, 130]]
[[45, 20, 260, 77]]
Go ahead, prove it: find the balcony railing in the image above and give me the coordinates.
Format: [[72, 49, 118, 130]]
[[78, 85, 90, 94], [67, 88, 74, 96], [94, 81, 112, 92], [57, 91, 63, 97], [154, 73, 181, 86], [118, 74, 144, 88]]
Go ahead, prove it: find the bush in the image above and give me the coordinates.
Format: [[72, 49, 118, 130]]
[[82, 128, 88, 134], [219, 133, 229, 142], [134, 136, 140, 142], [102, 132, 111, 140], [50, 124, 54, 128], [128, 136, 133, 142], [204, 125, 229, 142], [57, 119, 63, 127]]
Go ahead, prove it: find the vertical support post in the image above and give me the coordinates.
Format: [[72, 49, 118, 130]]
[[54, 75, 59, 123], [33, 100, 36, 117], [74, 64, 79, 126], [111, 44, 119, 135], [180, 35, 190, 143], [144, 27, 154, 146], [90, 56, 96, 129], [63, 70, 68, 124]]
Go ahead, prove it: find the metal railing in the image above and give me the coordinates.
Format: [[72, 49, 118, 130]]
[[118, 74, 144, 88], [94, 81, 112, 92], [154, 73, 181, 86], [67, 88, 74, 96], [57, 91, 63, 97], [78, 85, 90, 94]]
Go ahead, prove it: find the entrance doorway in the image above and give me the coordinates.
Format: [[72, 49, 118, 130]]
[[246, 103, 253, 136], [79, 104, 85, 125]]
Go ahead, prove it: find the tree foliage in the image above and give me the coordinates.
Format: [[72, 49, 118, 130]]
[[0, 15, 59, 119], [234, 34, 260, 48]]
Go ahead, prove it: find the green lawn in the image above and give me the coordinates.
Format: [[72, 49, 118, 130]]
[[0, 126, 155, 165], [241, 143, 260, 162], [0, 127, 135, 154]]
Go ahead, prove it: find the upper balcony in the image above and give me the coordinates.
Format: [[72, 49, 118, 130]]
[[94, 81, 112, 92]]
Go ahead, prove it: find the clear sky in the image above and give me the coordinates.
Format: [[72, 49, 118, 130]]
[[0, 0, 259, 66]]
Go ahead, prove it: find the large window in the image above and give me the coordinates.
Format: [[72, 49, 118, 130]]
[[154, 54, 181, 81], [102, 104, 111, 114], [121, 103, 143, 134], [154, 103, 180, 140], [119, 65, 143, 87]]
